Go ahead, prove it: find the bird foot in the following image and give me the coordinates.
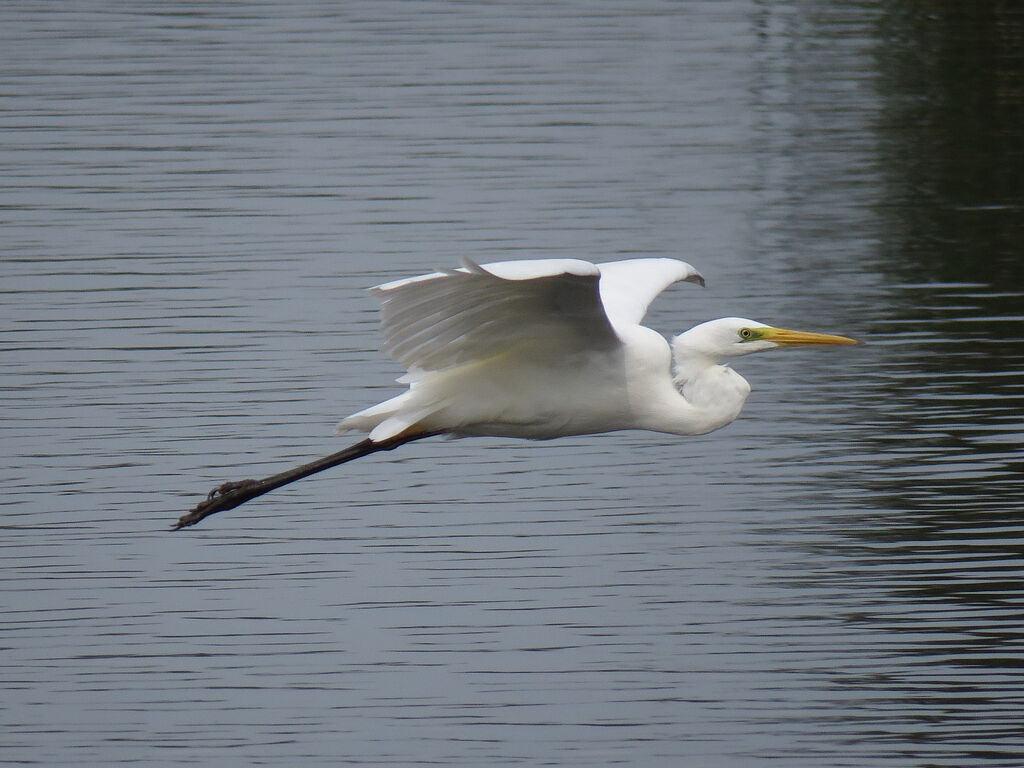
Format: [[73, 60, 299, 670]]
[[173, 478, 260, 530]]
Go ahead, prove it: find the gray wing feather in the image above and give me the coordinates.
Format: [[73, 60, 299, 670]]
[[372, 259, 619, 372]]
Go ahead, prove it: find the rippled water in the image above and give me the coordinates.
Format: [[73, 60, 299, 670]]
[[3, 2, 1023, 766]]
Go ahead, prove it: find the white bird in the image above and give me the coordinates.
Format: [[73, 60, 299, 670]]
[[175, 257, 858, 529]]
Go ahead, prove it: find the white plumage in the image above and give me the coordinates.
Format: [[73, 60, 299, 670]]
[[338, 257, 854, 442]]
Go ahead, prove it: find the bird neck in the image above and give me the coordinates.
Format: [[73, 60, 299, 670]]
[[667, 350, 752, 436]]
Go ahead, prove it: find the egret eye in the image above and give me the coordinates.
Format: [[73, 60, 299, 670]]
[[739, 328, 754, 341]]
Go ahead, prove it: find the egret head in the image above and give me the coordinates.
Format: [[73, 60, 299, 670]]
[[674, 317, 859, 361]]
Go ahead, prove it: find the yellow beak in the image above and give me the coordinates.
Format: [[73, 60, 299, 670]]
[[760, 327, 861, 346]]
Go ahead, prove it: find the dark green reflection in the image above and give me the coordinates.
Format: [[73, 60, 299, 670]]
[[874, 1, 1024, 287]]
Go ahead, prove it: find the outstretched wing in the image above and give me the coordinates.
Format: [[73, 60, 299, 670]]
[[596, 258, 705, 329], [372, 258, 619, 373]]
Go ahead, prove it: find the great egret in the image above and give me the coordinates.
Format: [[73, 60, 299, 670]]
[[174, 257, 858, 529]]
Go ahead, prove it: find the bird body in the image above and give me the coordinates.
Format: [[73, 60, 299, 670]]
[[175, 256, 858, 530], [338, 258, 702, 441]]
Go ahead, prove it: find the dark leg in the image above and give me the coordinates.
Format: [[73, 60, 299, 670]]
[[173, 432, 438, 530]]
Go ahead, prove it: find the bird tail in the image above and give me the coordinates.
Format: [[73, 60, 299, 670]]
[[337, 393, 438, 443]]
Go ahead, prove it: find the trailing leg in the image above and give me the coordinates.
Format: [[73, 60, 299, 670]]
[[173, 431, 438, 530]]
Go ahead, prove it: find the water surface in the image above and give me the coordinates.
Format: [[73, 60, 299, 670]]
[[3, 2, 1023, 766]]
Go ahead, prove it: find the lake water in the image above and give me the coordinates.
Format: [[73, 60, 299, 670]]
[[3, 1, 1023, 766]]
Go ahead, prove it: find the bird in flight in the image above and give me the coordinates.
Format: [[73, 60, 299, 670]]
[[174, 257, 858, 529]]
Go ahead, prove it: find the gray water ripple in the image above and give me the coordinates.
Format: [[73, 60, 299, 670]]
[[4, 1, 1024, 766]]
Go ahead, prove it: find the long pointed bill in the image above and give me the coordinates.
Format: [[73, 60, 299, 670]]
[[760, 327, 860, 346]]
